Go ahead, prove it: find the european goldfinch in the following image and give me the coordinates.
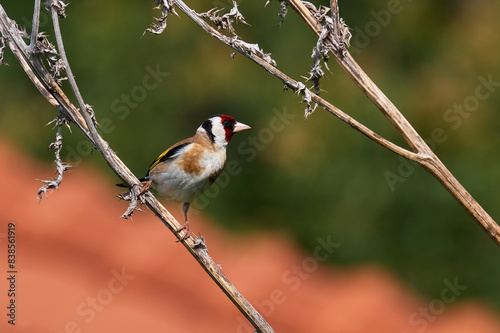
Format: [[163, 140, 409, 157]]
[[137, 115, 250, 241]]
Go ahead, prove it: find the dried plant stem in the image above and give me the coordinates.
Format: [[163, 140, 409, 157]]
[[37, 117, 70, 201], [169, 0, 500, 244], [330, 0, 340, 41], [29, 0, 41, 47], [286, 0, 500, 244], [172, 0, 418, 162], [0, 4, 273, 332]]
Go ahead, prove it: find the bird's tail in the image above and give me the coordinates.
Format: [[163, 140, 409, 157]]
[[116, 176, 149, 187]]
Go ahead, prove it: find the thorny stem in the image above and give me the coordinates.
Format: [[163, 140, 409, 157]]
[[0, 3, 276, 333], [171, 0, 418, 163], [168, 0, 500, 245], [48, 2, 97, 144], [285, 0, 500, 245], [47, 2, 144, 206], [47, 7, 273, 331], [37, 116, 70, 201], [288, 0, 426, 151], [0, 36, 7, 66]]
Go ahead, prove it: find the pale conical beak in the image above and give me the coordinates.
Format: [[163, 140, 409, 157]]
[[233, 122, 251, 132]]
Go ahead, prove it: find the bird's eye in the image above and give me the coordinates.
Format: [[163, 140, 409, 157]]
[[222, 119, 230, 127]]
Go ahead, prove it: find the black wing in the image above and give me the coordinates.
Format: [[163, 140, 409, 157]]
[[147, 142, 192, 174]]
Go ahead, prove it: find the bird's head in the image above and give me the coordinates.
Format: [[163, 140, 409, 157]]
[[198, 114, 251, 149]]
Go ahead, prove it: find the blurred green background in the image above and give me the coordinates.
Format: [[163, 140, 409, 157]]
[[1, 0, 500, 309]]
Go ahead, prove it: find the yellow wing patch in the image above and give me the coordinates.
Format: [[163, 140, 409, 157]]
[[148, 142, 192, 173], [148, 149, 170, 171]]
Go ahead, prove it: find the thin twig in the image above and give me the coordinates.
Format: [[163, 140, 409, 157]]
[[285, 0, 500, 245], [0, 36, 7, 66], [37, 115, 71, 201], [330, 0, 339, 41], [47, 0, 140, 204], [47, 1, 92, 133], [29, 0, 41, 47]]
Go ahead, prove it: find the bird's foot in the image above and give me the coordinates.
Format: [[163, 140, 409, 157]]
[[139, 180, 153, 195], [176, 222, 191, 242]]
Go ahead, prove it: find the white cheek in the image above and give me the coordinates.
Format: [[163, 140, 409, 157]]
[[211, 122, 228, 148]]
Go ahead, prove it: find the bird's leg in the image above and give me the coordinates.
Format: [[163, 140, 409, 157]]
[[176, 202, 191, 242], [139, 180, 153, 195]]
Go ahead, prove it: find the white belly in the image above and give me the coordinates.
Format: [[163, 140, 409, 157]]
[[150, 149, 225, 203]]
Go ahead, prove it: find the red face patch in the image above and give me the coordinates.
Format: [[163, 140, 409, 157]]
[[219, 115, 236, 142]]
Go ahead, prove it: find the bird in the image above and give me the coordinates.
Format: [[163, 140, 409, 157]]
[[131, 114, 250, 241]]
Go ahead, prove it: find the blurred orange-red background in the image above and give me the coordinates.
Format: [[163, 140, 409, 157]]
[[2, 135, 500, 332], [2, 1, 500, 330]]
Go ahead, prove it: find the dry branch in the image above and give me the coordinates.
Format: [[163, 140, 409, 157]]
[[37, 115, 71, 201], [163, 0, 500, 246], [2, 0, 499, 331], [284, 0, 500, 245], [0, 3, 274, 333], [164, 0, 419, 162]]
